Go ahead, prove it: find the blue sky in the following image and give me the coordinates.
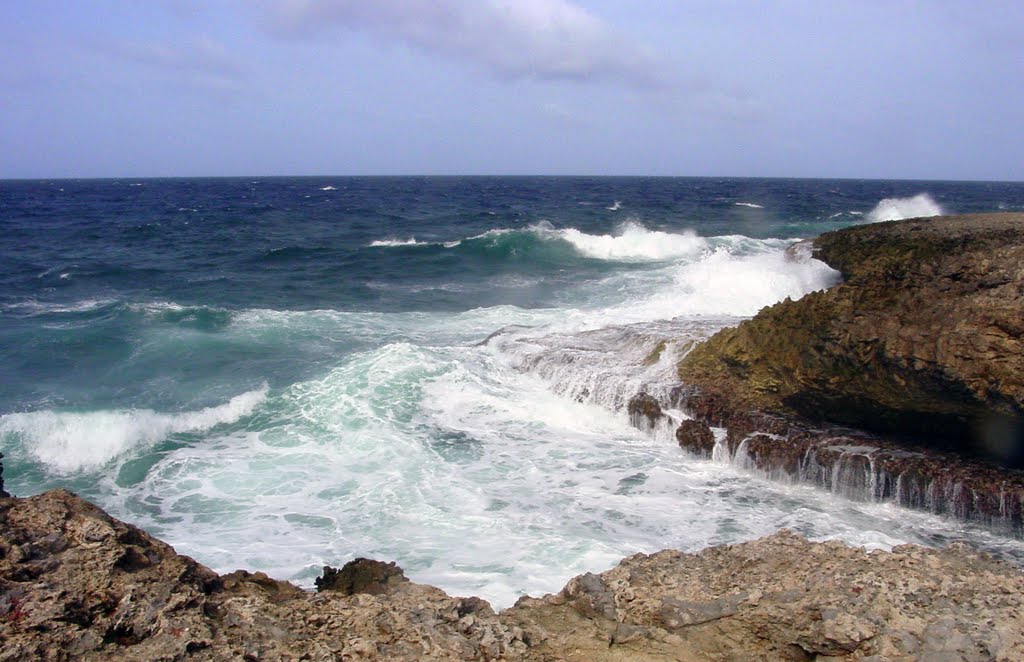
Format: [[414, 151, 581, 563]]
[[2, 1, 1022, 180]]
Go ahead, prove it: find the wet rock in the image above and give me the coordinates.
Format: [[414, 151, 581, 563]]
[[673, 214, 1024, 530], [0, 452, 8, 498], [679, 213, 1024, 465], [627, 393, 664, 429], [676, 419, 715, 455]]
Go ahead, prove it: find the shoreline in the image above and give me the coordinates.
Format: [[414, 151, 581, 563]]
[[641, 213, 1024, 534], [3, 212, 1024, 657], [3, 489, 1023, 660]]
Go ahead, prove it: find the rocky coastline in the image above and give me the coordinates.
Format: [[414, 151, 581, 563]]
[[3, 488, 1024, 661], [648, 213, 1024, 532], [4, 213, 1024, 659]]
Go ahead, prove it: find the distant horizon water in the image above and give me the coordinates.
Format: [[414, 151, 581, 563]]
[[6, 174, 1024, 184]]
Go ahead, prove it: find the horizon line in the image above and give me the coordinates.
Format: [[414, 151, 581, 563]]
[[3, 173, 1023, 185]]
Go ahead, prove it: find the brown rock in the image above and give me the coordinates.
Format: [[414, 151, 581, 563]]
[[0, 452, 8, 498], [315, 557, 408, 595], [675, 419, 715, 455], [627, 393, 664, 429], [679, 213, 1024, 465], [3, 490, 1024, 661]]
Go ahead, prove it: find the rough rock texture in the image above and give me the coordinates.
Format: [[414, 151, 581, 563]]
[[674, 420, 715, 456], [314, 558, 408, 595], [678, 213, 1024, 465], [0, 490, 530, 661], [628, 393, 665, 430], [0, 453, 8, 499], [507, 530, 1024, 661], [4, 490, 1024, 661], [665, 388, 1024, 532]]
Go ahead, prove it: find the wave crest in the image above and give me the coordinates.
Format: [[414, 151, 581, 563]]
[[368, 238, 425, 247], [867, 193, 943, 223], [554, 221, 706, 261], [0, 386, 268, 473]]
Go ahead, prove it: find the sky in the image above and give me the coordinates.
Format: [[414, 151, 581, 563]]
[[1, 0, 1022, 180]]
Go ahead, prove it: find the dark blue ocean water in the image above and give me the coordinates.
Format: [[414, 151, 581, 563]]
[[2, 176, 1023, 605]]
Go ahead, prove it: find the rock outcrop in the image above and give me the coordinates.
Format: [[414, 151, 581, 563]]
[[679, 213, 1024, 465], [0, 453, 8, 499], [3, 490, 1024, 661]]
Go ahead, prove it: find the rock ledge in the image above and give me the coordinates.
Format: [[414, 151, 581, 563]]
[[3, 490, 1023, 661]]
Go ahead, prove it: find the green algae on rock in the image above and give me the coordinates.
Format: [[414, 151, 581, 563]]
[[679, 213, 1024, 465]]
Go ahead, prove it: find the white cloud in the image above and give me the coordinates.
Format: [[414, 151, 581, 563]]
[[260, 0, 667, 89]]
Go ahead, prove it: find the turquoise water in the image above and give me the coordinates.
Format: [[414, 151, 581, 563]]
[[2, 177, 1024, 606]]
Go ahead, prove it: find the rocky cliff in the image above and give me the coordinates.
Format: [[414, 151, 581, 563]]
[[678, 213, 1024, 466], [3, 490, 1023, 661]]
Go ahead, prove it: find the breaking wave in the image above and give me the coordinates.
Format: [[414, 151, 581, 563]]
[[369, 238, 425, 247], [867, 193, 944, 223], [370, 221, 711, 263], [0, 386, 268, 473]]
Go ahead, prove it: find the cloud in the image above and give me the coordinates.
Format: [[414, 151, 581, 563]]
[[259, 0, 667, 89]]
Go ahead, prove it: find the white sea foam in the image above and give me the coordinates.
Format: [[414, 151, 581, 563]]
[[0, 386, 267, 473], [99, 331, 1023, 609], [368, 238, 424, 247], [866, 193, 943, 223], [319, 185, 337, 191], [607, 200, 622, 211], [554, 221, 707, 261], [19, 219, 1022, 609], [3, 297, 117, 316], [734, 202, 764, 209]]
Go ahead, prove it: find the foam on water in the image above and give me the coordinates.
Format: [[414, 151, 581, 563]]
[[867, 193, 944, 222], [0, 387, 267, 473], [2, 297, 119, 317], [367, 222, 758, 264], [369, 237, 425, 247], [554, 221, 707, 261], [7, 185, 1024, 610], [78, 331, 1024, 609]]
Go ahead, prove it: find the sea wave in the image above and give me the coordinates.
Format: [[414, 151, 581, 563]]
[[0, 386, 268, 473], [368, 221, 717, 263], [368, 238, 428, 247], [2, 297, 120, 317], [867, 193, 943, 223], [554, 221, 707, 261]]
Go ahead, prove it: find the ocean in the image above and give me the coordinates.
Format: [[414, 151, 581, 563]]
[[2, 176, 1024, 607]]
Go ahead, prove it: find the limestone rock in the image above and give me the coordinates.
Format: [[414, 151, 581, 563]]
[[3, 490, 1023, 660], [315, 557, 408, 595], [679, 213, 1024, 465]]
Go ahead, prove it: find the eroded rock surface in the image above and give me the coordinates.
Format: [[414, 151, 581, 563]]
[[679, 213, 1024, 465], [0, 490, 530, 661], [3, 490, 1023, 661], [507, 530, 1024, 661]]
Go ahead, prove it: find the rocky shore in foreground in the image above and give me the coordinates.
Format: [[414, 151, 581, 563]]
[[3, 489, 1023, 661], [657, 213, 1024, 532]]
